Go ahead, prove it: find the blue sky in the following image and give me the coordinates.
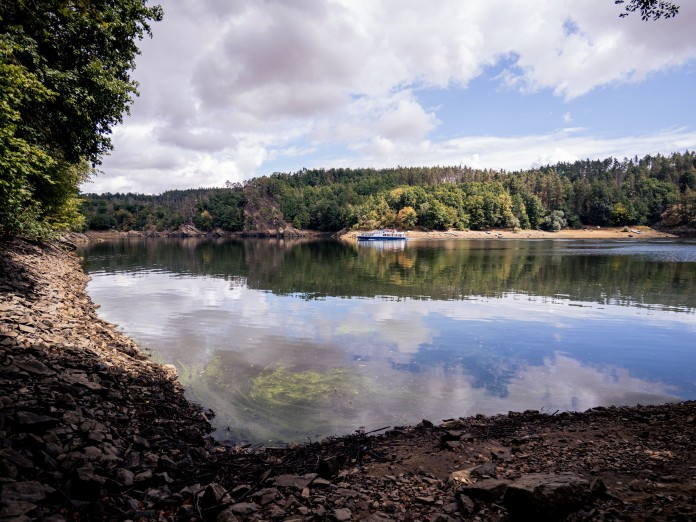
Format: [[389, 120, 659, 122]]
[[85, 0, 696, 194]]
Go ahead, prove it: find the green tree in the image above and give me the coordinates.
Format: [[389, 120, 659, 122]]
[[611, 202, 634, 226], [0, 0, 162, 237], [396, 206, 418, 229], [541, 210, 568, 232]]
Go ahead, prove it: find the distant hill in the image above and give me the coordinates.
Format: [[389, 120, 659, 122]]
[[80, 152, 696, 234]]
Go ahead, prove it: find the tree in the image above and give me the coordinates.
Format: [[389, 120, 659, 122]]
[[0, 0, 163, 237], [615, 0, 679, 20], [541, 210, 568, 232], [396, 206, 418, 229]]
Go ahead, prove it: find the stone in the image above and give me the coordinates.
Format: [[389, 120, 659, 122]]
[[273, 473, 317, 490], [252, 487, 279, 506], [459, 479, 510, 502], [201, 482, 229, 511], [334, 507, 353, 521], [116, 468, 134, 487], [161, 364, 178, 379], [449, 467, 479, 485], [503, 473, 592, 521], [14, 360, 53, 376], [230, 502, 258, 515], [318, 456, 342, 478], [0, 500, 37, 518], [216, 508, 240, 522], [1, 481, 46, 503], [134, 469, 153, 483], [456, 494, 475, 516], [471, 462, 497, 479], [15, 411, 58, 431]]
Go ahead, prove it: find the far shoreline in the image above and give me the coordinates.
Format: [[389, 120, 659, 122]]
[[70, 224, 691, 244]]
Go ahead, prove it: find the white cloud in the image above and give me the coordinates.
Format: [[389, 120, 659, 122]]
[[86, 0, 696, 194]]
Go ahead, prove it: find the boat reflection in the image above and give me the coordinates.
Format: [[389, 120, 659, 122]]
[[357, 240, 407, 251]]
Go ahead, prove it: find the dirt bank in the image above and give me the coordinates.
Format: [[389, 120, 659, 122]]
[[1, 238, 695, 521], [341, 226, 679, 241]]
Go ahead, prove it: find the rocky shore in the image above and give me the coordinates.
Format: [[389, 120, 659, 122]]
[[1, 238, 695, 521]]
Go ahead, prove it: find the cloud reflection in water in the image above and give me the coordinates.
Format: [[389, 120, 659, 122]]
[[86, 270, 687, 443]]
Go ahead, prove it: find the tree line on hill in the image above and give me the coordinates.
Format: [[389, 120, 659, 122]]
[[80, 151, 696, 233]]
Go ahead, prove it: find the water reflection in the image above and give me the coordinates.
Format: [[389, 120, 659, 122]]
[[82, 237, 696, 310], [80, 239, 696, 443]]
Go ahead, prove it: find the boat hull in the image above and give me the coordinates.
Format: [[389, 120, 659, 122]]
[[357, 236, 407, 241]]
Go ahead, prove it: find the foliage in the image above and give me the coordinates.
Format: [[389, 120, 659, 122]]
[[0, 0, 162, 238], [615, 0, 679, 20], [80, 152, 696, 233], [541, 210, 568, 232]]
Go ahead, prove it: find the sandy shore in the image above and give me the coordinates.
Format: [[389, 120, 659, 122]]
[[341, 226, 678, 241], [2, 237, 695, 521]]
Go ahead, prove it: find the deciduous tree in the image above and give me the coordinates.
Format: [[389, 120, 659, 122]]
[[0, 0, 162, 237]]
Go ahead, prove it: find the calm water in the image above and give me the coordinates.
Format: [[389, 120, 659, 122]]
[[79, 238, 696, 444]]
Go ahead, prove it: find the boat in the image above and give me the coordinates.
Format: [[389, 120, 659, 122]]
[[357, 229, 408, 241]]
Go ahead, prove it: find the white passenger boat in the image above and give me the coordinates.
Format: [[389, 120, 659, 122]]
[[357, 229, 408, 241]]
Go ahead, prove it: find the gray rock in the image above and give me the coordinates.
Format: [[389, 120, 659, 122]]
[[1, 481, 46, 503], [116, 468, 134, 487], [471, 462, 497, 479], [456, 494, 475, 516], [134, 469, 153, 483], [251, 487, 279, 506], [201, 482, 229, 510], [503, 473, 591, 521], [459, 479, 510, 502], [230, 502, 258, 515], [335, 507, 353, 521], [14, 360, 53, 376], [216, 508, 240, 522], [273, 473, 317, 490], [0, 500, 37, 518], [15, 411, 58, 430]]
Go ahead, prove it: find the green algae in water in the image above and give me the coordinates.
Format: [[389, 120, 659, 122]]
[[249, 367, 369, 406]]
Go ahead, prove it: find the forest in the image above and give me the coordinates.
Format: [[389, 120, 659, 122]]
[[79, 151, 696, 233]]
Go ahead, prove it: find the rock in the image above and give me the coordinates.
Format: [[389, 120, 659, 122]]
[[251, 487, 279, 506], [472, 462, 497, 479], [1, 481, 46, 503], [73, 464, 105, 499], [15, 411, 58, 431], [503, 473, 592, 521], [334, 507, 353, 521], [0, 500, 37, 518], [216, 508, 240, 522], [456, 494, 475, 516], [448, 468, 475, 485], [318, 456, 342, 478], [201, 482, 230, 511], [273, 473, 317, 490], [14, 360, 54, 376], [134, 469, 153, 483], [116, 468, 134, 487], [161, 364, 177, 379], [230, 502, 258, 515], [459, 479, 510, 502]]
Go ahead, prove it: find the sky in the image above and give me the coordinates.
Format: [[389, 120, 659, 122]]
[[84, 0, 696, 195]]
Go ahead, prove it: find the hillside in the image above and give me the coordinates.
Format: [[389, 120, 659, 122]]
[[79, 152, 696, 236]]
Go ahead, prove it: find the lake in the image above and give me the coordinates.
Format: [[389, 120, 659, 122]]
[[79, 238, 696, 445]]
